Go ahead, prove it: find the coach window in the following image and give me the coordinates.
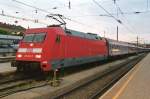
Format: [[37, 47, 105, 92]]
[[56, 35, 61, 43]]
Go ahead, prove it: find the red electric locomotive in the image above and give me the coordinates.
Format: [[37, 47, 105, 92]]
[[11, 26, 108, 72]]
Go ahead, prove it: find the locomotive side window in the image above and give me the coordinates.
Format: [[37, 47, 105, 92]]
[[56, 35, 61, 43], [23, 33, 46, 42]]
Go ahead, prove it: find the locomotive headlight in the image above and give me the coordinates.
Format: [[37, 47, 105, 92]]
[[17, 54, 22, 58], [42, 61, 48, 64], [35, 54, 41, 58]]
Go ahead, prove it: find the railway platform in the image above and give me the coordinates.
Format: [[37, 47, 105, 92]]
[[0, 62, 16, 73], [100, 53, 150, 99], [0, 56, 15, 59]]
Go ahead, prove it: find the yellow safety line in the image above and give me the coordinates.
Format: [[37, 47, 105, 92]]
[[112, 63, 142, 99]]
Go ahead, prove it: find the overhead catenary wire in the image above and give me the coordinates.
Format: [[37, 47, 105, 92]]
[[66, 10, 150, 18], [92, 0, 139, 34], [0, 12, 49, 25], [11, 0, 80, 23], [12, 0, 54, 14], [12, 0, 102, 32], [147, 0, 149, 10], [114, 2, 139, 34], [11, 0, 150, 35], [98, 10, 150, 16], [92, 0, 122, 24]]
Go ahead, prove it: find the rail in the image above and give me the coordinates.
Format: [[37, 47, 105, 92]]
[[53, 53, 146, 99]]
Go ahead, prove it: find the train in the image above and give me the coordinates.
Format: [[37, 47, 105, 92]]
[[11, 25, 149, 72], [0, 34, 22, 55]]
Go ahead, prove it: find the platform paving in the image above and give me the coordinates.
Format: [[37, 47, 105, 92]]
[[100, 53, 150, 99], [0, 62, 16, 73]]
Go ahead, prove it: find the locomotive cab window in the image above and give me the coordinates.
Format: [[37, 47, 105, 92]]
[[98, 36, 102, 40], [34, 33, 46, 42], [23, 33, 46, 43]]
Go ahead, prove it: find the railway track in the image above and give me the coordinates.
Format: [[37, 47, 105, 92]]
[[0, 71, 48, 98], [0, 53, 146, 98], [0, 79, 48, 98], [53, 53, 146, 99], [0, 56, 15, 63], [89, 54, 146, 99]]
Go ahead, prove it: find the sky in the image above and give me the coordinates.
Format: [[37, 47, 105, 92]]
[[0, 0, 150, 44]]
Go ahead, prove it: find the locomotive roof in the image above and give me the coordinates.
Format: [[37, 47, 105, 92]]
[[65, 29, 101, 40], [25, 26, 102, 40]]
